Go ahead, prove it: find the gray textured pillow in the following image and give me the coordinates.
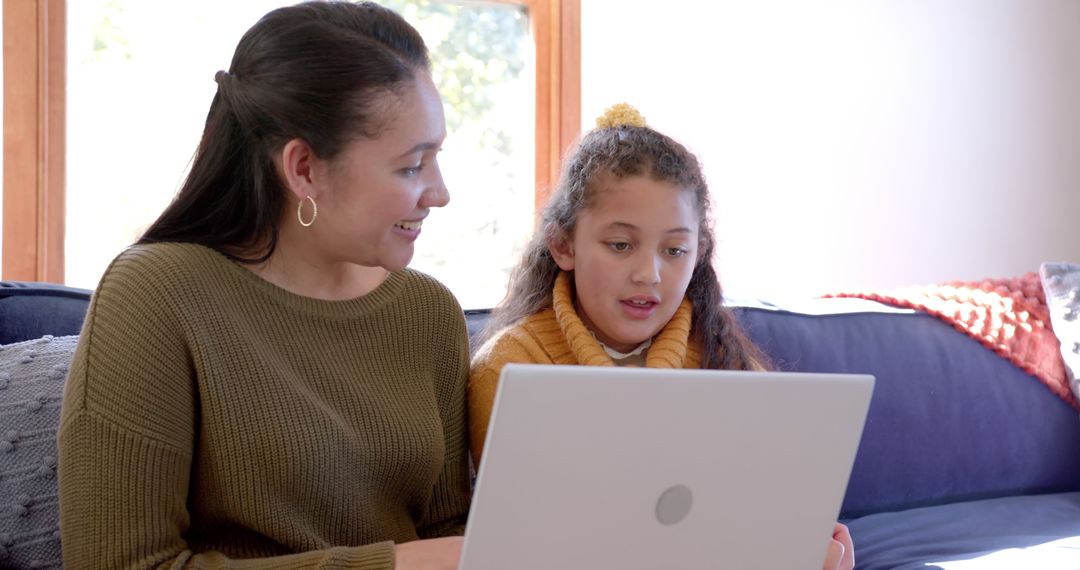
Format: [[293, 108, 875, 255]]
[[0, 334, 77, 569], [1041, 262, 1080, 407]]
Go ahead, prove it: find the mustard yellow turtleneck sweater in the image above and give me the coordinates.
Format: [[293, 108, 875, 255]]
[[468, 272, 701, 465], [58, 242, 472, 569]]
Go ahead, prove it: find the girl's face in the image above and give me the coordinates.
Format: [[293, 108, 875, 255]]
[[549, 174, 700, 352], [309, 72, 449, 271]]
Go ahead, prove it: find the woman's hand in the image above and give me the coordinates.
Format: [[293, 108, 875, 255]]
[[394, 536, 464, 570], [822, 522, 855, 570]]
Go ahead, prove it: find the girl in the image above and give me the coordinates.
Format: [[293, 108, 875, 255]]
[[468, 103, 853, 570], [59, 3, 468, 568]]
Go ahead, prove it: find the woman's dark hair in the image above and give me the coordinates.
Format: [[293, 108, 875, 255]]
[[139, 1, 430, 261], [478, 124, 769, 371]]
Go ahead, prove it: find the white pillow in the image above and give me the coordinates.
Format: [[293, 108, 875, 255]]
[[1040, 262, 1080, 405], [0, 334, 76, 568]]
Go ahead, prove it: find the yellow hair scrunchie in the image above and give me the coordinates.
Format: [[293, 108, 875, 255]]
[[595, 102, 647, 129]]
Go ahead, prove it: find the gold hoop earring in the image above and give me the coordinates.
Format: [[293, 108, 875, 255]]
[[297, 195, 317, 227]]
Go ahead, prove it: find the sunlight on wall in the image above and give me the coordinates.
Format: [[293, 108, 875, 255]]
[[582, 0, 1080, 300]]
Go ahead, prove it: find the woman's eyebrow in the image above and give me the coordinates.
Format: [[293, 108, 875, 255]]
[[395, 141, 441, 159]]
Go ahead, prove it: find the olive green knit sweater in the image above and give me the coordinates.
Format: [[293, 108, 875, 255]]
[[58, 243, 472, 569]]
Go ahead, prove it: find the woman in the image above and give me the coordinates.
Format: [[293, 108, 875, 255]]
[[58, 2, 469, 568]]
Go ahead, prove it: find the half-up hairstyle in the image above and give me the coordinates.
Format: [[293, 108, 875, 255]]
[[479, 106, 768, 371], [139, 1, 430, 262]]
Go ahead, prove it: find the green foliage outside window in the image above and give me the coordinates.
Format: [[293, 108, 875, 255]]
[[382, 0, 528, 157]]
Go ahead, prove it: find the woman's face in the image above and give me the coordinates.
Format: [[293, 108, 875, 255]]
[[309, 71, 449, 272]]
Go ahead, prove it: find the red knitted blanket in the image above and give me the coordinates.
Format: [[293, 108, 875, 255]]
[[826, 273, 1078, 411]]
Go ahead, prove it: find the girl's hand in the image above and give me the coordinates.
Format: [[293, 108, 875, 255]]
[[394, 536, 463, 570], [822, 522, 855, 570]]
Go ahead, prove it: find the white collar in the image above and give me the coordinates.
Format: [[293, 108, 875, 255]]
[[599, 337, 652, 360]]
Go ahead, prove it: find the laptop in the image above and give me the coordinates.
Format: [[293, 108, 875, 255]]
[[459, 363, 874, 570]]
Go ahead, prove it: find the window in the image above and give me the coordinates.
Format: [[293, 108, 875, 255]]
[[64, 1, 290, 291], [386, 0, 535, 309], [3, 0, 579, 310], [2, 0, 65, 283]]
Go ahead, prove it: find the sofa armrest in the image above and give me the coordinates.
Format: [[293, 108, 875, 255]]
[[735, 298, 1080, 519]]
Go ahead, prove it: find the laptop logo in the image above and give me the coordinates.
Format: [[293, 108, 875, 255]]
[[655, 484, 693, 525]]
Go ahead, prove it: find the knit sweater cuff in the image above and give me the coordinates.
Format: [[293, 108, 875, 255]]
[[332, 541, 395, 569]]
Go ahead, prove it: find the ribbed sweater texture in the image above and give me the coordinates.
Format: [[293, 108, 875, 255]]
[[58, 242, 472, 569], [468, 271, 700, 464]]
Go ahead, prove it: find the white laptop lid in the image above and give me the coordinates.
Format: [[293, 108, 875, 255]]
[[459, 364, 874, 570]]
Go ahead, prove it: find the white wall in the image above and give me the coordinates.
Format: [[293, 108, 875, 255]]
[[582, 0, 1080, 300]]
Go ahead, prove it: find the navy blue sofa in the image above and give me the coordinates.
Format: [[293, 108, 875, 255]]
[[733, 299, 1080, 568], [4, 281, 1080, 568]]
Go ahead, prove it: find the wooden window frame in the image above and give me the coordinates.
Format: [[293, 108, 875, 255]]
[[515, 0, 580, 212], [2, 0, 66, 282], [1, 0, 579, 283]]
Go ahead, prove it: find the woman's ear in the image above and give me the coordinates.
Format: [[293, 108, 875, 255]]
[[278, 138, 318, 201], [547, 229, 576, 271]]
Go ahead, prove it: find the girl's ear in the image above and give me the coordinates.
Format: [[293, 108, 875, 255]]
[[278, 138, 320, 201], [547, 230, 576, 271]]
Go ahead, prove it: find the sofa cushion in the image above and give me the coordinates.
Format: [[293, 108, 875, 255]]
[[0, 334, 77, 568], [845, 491, 1080, 570], [467, 298, 1080, 517], [465, 309, 492, 347], [734, 298, 1080, 519], [0, 282, 91, 346]]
